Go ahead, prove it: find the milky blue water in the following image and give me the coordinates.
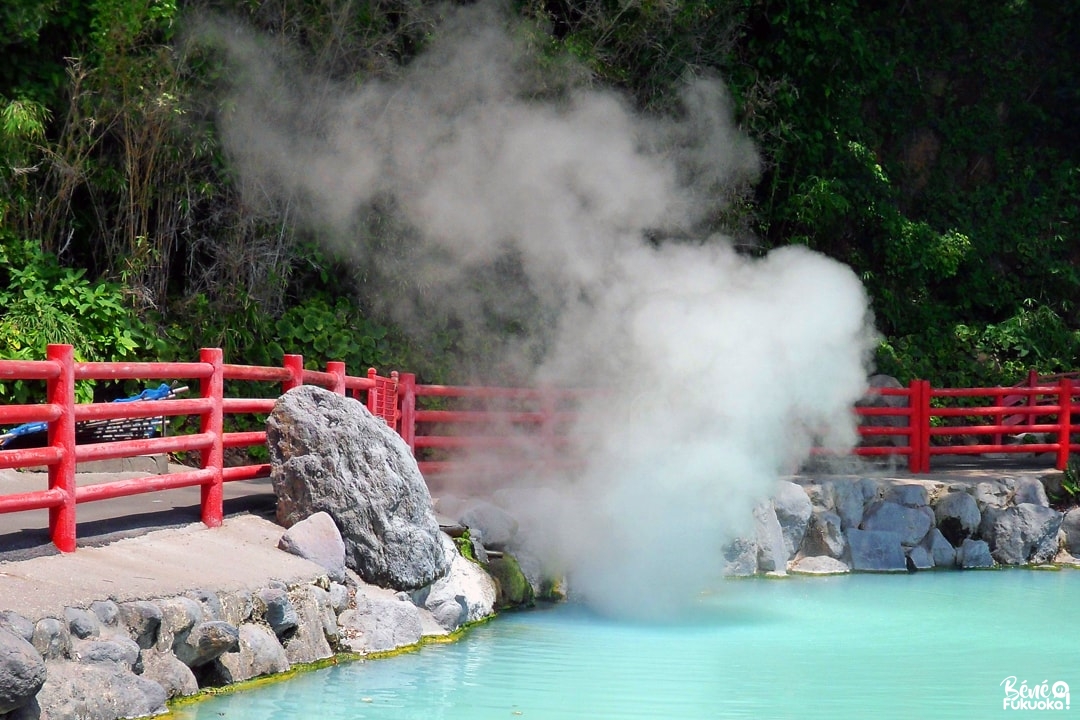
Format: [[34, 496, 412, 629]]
[[172, 571, 1079, 719]]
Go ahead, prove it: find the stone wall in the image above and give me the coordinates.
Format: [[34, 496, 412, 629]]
[[725, 472, 1079, 575], [0, 568, 467, 720]]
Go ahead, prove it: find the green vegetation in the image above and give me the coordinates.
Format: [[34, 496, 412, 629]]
[[1, 0, 1077, 389]]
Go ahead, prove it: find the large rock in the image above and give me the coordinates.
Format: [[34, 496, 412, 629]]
[[1013, 477, 1049, 507], [267, 385, 449, 590], [886, 483, 929, 507], [789, 556, 851, 575], [211, 624, 290, 684], [412, 535, 496, 631], [485, 554, 535, 609], [117, 601, 162, 649], [459, 501, 519, 550], [278, 511, 348, 583], [722, 537, 758, 577], [919, 528, 956, 568], [1062, 508, 1080, 556], [932, 490, 981, 546], [281, 585, 333, 665], [957, 539, 995, 568], [71, 637, 141, 672], [174, 621, 240, 668], [0, 612, 35, 644], [860, 501, 934, 546], [802, 510, 846, 558], [846, 529, 907, 572], [830, 480, 865, 530], [0, 628, 47, 714], [753, 502, 787, 574], [31, 618, 70, 660], [980, 504, 1062, 565], [36, 660, 167, 720], [141, 648, 198, 699], [339, 590, 424, 654], [772, 481, 813, 559]]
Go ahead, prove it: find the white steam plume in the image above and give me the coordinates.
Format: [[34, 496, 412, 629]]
[[197, 1, 877, 617]]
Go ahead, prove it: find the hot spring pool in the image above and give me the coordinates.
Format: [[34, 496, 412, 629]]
[[171, 570, 1078, 719]]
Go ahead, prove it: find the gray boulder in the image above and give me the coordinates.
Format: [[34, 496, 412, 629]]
[[846, 529, 907, 571], [71, 637, 141, 672], [860, 501, 934, 546], [281, 585, 333, 665], [328, 582, 351, 615], [118, 601, 162, 649], [1062, 508, 1080, 556], [459, 501, 519, 550], [267, 385, 449, 591], [972, 480, 1010, 511], [412, 535, 496, 630], [63, 608, 99, 640], [89, 601, 120, 629], [278, 511, 348, 583], [831, 480, 865, 530], [789, 556, 851, 575], [722, 537, 758, 577], [920, 528, 956, 568], [906, 544, 934, 570], [155, 596, 203, 652], [887, 483, 929, 507], [36, 660, 167, 720], [753, 502, 787, 574], [957, 538, 995, 568], [339, 591, 424, 653], [980, 504, 1062, 565], [141, 648, 198, 699], [0, 628, 47, 714], [772, 481, 813, 559], [211, 624, 290, 684], [1013, 477, 1049, 507], [932, 491, 981, 546], [31, 618, 70, 661], [0, 612, 35, 644], [257, 588, 298, 637], [174, 621, 240, 668], [802, 510, 846, 558]]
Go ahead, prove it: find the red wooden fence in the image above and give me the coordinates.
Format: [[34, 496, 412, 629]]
[[1, 345, 1077, 554], [0, 345, 398, 552], [397, 376, 1078, 477]]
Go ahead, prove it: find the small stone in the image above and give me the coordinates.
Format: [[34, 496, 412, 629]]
[[89, 600, 120, 627], [278, 511, 348, 583], [32, 617, 71, 660], [790, 556, 851, 575], [957, 539, 995, 569], [118, 601, 163, 649], [257, 588, 299, 637], [64, 607, 99, 639], [0, 612, 35, 644]]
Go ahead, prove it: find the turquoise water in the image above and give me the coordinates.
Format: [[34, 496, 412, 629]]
[[174, 571, 1079, 719]]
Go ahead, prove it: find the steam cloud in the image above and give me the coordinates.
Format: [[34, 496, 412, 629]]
[[199, 1, 878, 617]]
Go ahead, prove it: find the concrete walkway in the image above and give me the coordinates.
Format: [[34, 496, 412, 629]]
[[0, 514, 326, 620]]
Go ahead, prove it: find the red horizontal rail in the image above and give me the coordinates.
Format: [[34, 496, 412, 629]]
[[0, 487, 68, 513], [74, 397, 211, 421], [223, 464, 271, 482], [222, 363, 291, 383], [0, 360, 60, 380], [0, 403, 63, 425], [0, 445, 64, 469], [222, 398, 276, 414], [74, 433, 215, 462], [75, 468, 216, 503], [76, 361, 211, 380], [223, 430, 266, 448]]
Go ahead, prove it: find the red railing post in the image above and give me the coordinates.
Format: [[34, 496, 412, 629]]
[[283, 354, 304, 392], [1058, 377, 1073, 471], [919, 379, 932, 473], [399, 373, 417, 452], [907, 379, 922, 474], [327, 361, 346, 395], [200, 348, 224, 527], [366, 367, 377, 405], [47, 344, 77, 552]]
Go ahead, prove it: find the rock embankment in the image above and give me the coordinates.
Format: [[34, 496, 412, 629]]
[[726, 472, 1078, 575]]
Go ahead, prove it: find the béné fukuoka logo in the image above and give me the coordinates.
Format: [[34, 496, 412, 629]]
[[1002, 677, 1071, 711]]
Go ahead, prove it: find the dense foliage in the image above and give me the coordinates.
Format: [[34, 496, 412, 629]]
[[1, 0, 1077, 389]]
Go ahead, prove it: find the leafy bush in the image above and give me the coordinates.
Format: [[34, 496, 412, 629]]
[[0, 235, 162, 403]]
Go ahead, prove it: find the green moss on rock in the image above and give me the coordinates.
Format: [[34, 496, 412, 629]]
[[485, 554, 535, 610]]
